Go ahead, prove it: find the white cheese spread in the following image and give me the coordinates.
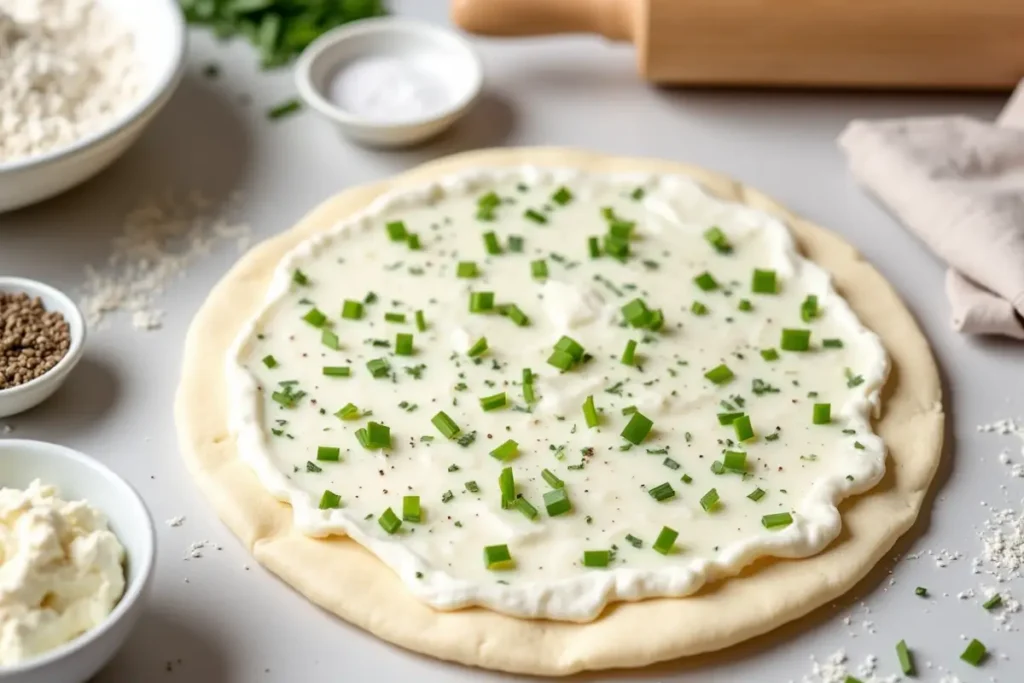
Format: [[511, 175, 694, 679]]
[[0, 480, 126, 665], [228, 168, 888, 621]]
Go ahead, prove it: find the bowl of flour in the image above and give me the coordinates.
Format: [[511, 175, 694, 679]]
[[0, 0, 186, 213]]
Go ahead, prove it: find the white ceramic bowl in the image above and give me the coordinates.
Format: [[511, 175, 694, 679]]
[[0, 278, 86, 418], [0, 440, 155, 683], [0, 0, 187, 213], [295, 18, 483, 148]]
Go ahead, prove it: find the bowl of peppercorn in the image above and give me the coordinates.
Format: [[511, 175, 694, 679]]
[[0, 277, 85, 418]]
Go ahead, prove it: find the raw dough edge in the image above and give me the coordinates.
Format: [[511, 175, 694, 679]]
[[175, 148, 943, 676]]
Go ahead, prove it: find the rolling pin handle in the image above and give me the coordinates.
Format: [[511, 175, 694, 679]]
[[451, 0, 636, 42]]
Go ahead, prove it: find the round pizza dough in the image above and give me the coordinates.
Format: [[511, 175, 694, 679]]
[[175, 148, 943, 676]]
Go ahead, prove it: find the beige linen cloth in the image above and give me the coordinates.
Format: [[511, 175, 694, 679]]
[[839, 81, 1024, 339]]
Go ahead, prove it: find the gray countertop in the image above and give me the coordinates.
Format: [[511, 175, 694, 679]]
[[2, 2, 1023, 681]]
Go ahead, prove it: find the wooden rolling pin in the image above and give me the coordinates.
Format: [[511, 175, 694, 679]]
[[451, 0, 1024, 90]]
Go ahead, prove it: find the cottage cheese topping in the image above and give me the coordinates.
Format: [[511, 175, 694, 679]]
[[228, 168, 889, 621], [0, 480, 126, 665]]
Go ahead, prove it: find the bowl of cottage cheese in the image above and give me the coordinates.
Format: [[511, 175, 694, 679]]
[[0, 0, 186, 213], [0, 439, 154, 683]]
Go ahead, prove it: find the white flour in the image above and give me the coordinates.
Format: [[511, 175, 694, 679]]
[[327, 55, 458, 123], [0, 0, 142, 164], [798, 650, 897, 683]]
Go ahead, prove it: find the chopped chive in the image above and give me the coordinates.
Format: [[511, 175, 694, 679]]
[[523, 378, 536, 404], [694, 271, 719, 291], [267, 98, 302, 119], [822, 338, 844, 348], [547, 349, 574, 372], [652, 526, 678, 555], [466, 337, 488, 357], [531, 259, 548, 280], [478, 191, 500, 209], [915, 586, 928, 597], [737, 299, 753, 312], [406, 233, 421, 250], [554, 335, 585, 361], [364, 292, 378, 304], [588, 236, 601, 258], [800, 294, 819, 322], [302, 307, 327, 327], [483, 231, 502, 255], [630, 187, 645, 201], [414, 310, 426, 332], [316, 446, 340, 462], [960, 639, 987, 666], [710, 460, 725, 475], [402, 495, 421, 523], [524, 208, 547, 224], [648, 482, 675, 502], [323, 366, 351, 377], [751, 269, 777, 294], [541, 469, 564, 489], [582, 395, 599, 428], [466, 481, 480, 493], [498, 303, 530, 327], [479, 392, 506, 412], [262, 355, 278, 369], [385, 221, 408, 241], [366, 358, 389, 378], [514, 496, 539, 520], [508, 235, 523, 252], [499, 467, 515, 508], [457, 261, 479, 278], [543, 487, 572, 516], [483, 544, 514, 570], [621, 411, 654, 445], [621, 340, 638, 366], [812, 403, 831, 425], [306, 461, 322, 473], [760, 348, 780, 361], [747, 487, 766, 501], [393, 333, 414, 356], [680, 473, 693, 484], [700, 488, 720, 512], [733, 415, 755, 442], [441, 490, 454, 503], [292, 269, 309, 286], [895, 640, 915, 676], [762, 512, 793, 529], [663, 457, 680, 470], [469, 291, 495, 313], [621, 298, 652, 328], [723, 450, 747, 473], [552, 187, 573, 205], [983, 594, 1003, 610], [691, 301, 709, 316], [378, 508, 401, 534], [335, 403, 360, 420], [704, 364, 734, 385], [318, 490, 341, 509], [781, 328, 811, 351], [321, 329, 340, 350], [624, 534, 643, 549], [489, 439, 518, 462], [582, 550, 611, 568], [703, 226, 731, 253], [717, 412, 744, 425], [603, 234, 629, 260], [363, 422, 391, 449], [341, 300, 364, 320], [431, 411, 460, 439]]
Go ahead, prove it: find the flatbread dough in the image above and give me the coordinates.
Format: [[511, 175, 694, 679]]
[[175, 149, 943, 675]]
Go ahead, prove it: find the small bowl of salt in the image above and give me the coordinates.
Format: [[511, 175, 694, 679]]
[[295, 18, 483, 148]]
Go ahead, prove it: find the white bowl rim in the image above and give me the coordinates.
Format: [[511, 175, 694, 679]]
[[295, 16, 483, 131], [0, 0, 187, 175], [0, 277, 87, 401], [0, 439, 156, 675]]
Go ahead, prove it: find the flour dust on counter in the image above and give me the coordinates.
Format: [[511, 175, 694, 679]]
[[227, 167, 889, 621]]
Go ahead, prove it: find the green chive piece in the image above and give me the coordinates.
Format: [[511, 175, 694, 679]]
[[621, 411, 654, 445], [621, 340, 638, 366], [316, 446, 340, 462], [341, 300, 364, 320], [262, 355, 278, 369], [582, 395, 599, 428], [541, 469, 564, 489], [499, 467, 515, 509], [700, 488, 720, 512], [710, 460, 725, 475], [267, 99, 301, 119], [621, 298, 652, 328], [543, 488, 572, 516], [648, 482, 675, 502], [385, 221, 408, 242], [321, 329, 340, 350], [469, 291, 495, 313], [717, 412, 744, 425], [653, 526, 678, 555], [813, 403, 831, 425], [587, 236, 601, 258], [466, 481, 480, 493], [762, 512, 793, 529], [302, 307, 327, 327], [547, 349, 574, 372], [823, 338, 844, 348], [554, 335, 585, 361], [801, 294, 819, 322], [378, 508, 401, 534], [747, 487, 766, 501], [703, 226, 732, 254], [457, 261, 479, 278], [522, 368, 536, 403], [531, 259, 549, 280], [733, 415, 755, 441], [915, 586, 928, 597], [466, 337, 488, 357], [478, 191, 500, 209], [484, 544, 514, 570], [631, 187, 645, 201], [323, 366, 351, 377], [751, 269, 778, 294], [960, 639, 987, 666], [483, 231, 502, 255], [582, 550, 611, 568], [508, 235, 524, 252], [406, 233, 421, 250], [524, 208, 547, 224], [366, 358, 389, 378], [335, 403, 360, 420], [760, 348, 780, 361], [704, 364, 734, 385], [552, 187, 573, 205], [781, 328, 811, 351], [292, 269, 309, 286], [681, 473, 693, 484], [514, 496, 539, 520], [723, 450, 747, 473], [431, 411, 460, 439], [395, 333, 414, 356], [364, 422, 391, 449], [498, 303, 530, 327], [306, 461, 322, 473], [895, 640, 915, 676], [983, 594, 1003, 610], [691, 301, 709, 316], [441, 489, 453, 503], [490, 439, 518, 462], [396, 496, 420, 525], [414, 310, 426, 332], [319, 490, 341, 509], [480, 392, 507, 412], [694, 271, 719, 291], [737, 299, 753, 312]]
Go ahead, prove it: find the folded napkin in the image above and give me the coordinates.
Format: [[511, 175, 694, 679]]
[[839, 81, 1024, 339]]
